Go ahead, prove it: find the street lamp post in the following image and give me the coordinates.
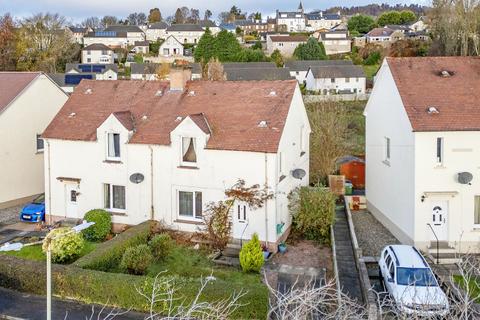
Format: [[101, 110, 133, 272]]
[[0, 220, 95, 320]]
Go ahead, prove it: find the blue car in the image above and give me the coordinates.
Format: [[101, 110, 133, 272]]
[[20, 194, 45, 222]]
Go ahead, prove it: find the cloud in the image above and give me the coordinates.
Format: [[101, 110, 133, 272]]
[[0, 0, 427, 22]]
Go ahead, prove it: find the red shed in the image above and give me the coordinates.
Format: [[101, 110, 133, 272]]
[[338, 156, 365, 189]]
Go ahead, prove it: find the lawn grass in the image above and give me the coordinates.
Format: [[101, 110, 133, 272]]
[[146, 245, 262, 285], [362, 64, 380, 81], [453, 275, 480, 302], [0, 241, 98, 263]]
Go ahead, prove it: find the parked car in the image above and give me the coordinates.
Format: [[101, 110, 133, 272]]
[[379, 245, 449, 316], [19, 194, 45, 222]]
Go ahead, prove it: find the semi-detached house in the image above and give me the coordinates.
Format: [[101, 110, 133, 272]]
[[42, 69, 311, 249]]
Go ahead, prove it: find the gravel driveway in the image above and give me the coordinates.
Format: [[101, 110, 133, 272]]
[[0, 205, 23, 225], [351, 209, 400, 257]]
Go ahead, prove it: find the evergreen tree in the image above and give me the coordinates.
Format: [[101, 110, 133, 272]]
[[293, 38, 327, 60], [194, 27, 215, 63]]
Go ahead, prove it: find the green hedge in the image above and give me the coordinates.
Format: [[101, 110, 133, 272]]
[[73, 221, 153, 271], [0, 255, 268, 319]]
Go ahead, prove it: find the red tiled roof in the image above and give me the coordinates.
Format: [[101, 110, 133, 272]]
[[0, 72, 40, 114], [113, 111, 135, 131], [188, 113, 211, 134], [387, 56, 480, 132], [43, 80, 298, 153]]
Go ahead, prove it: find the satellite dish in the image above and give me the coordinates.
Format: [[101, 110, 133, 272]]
[[129, 173, 144, 184], [458, 172, 473, 184], [292, 169, 306, 180]]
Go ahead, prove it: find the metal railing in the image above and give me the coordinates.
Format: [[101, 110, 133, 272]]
[[427, 223, 439, 264]]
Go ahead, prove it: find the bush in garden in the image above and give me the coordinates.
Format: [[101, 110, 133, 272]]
[[288, 186, 336, 244], [42, 227, 85, 263], [120, 244, 153, 275], [148, 233, 173, 261], [82, 209, 112, 242], [239, 233, 264, 273]]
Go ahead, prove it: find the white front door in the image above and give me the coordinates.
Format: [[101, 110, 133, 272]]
[[65, 184, 79, 218], [233, 202, 249, 240], [430, 200, 448, 241]]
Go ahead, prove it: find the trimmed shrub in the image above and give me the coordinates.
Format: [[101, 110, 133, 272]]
[[239, 233, 264, 273], [149, 233, 172, 261], [82, 209, 112, 242], [288, 186, 336, 244], [42, 227, 84, 263], [120, 244, 153, 275], [73, 221, 153, 271]]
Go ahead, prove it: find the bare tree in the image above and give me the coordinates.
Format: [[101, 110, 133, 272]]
[[100, 16, 118, 28], [155, 63, 170, 80], [81, 16, 100, 29], [206, 58, 226, 81]]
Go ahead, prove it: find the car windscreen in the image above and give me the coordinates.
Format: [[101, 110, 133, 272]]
[[32, 194, 45, 204], [396, 267, 437, 287]]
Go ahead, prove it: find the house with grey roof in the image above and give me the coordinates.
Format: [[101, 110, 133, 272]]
[[223, 64, 292, 81], [317, 30, 351, 55], [166, 24, 205, 44], [285, 59, 353, 82], [130, 63, 160, 80], [83, 25, 145, 48], [276, 2, 306, 32], [65, 63, 118, 81], [305, 64, 366, 94], [305, 11, 342, 30], [146, 22, 169, 41], [81, 43, 114, 64], [67, 26, 92, 44]]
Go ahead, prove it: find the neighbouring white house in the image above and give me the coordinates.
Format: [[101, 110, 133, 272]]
[[366, 27, 404, 47], [266, 35, 307, 56], [42, 69, 310, 249], [276, 2, 306, 32], [130, 63, 160, 80], [365, 56, 480, 257], [165, 24, 205, 44], [0, 73, 68, 209], [146, 22, 169, 42], [305, 64, 366, 94], [409, 17, 428, 32], [159, 36, 184, 57], [317, 31, 351, 55], [285, 60, 354, 83], [131, 41, 150, 55], [81, 43, 114, 64]]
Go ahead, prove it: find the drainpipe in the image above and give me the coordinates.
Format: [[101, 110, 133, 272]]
[[264, 153, 269, 247], [149, 146, 154, 220], [47, 140, 52, 225]]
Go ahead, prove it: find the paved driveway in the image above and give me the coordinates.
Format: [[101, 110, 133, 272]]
[[0, 204, 23, 225]]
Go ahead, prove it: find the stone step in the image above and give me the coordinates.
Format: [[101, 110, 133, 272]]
[[428, 241, 455, 250], [427, 252, 462, 265]]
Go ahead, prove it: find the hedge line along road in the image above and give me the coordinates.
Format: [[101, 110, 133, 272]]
[[0, 287, 145, 320]]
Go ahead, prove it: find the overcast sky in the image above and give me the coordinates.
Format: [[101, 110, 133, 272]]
[[1, 0, 429, 23]]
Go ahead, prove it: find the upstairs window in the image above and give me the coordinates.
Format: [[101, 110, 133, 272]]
[[331, 78, 335, 83], [436, 137, 444, 165], [107, 133, 120, 160], [36, 134, 44, 152], [182, 137, 197, 165], [475, 196, 480, 226]]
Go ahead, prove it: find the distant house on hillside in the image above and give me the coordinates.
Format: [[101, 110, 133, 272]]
[[165, 24, 205, 44], [131, 41, 150, 54], [83, 25, 145, 48], [285, 60, 354, 83], [130, 63, 160, 80], [266, 35, 308, 57], [276, 2, 306, 32], [317, 30, 351, 55], [222, 62, 292, 81], [146, 22, 169, 41], [305, 11, 342, 31], [0, 72, 68, 208], [366, 27, 404, 46], [159, 36, 184, 57], [67, 26, 92, 44], [81, 43, 114, 64]]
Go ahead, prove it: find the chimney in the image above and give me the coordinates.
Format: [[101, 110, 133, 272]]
[[169, 67, 192, 91]]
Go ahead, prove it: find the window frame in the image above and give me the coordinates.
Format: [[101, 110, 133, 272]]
[[103, 183, 126, 213], [36, 134, 44, 153], [106, 132, 121, 161], [180, 136, 197, 167], [474, 195, 480, 227], [178, 190, 203, 220], [436, 137, 444, 165]]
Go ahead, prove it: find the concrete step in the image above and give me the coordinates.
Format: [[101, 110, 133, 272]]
[[427, 252, 462, 265], [428, 241, 454, 250]]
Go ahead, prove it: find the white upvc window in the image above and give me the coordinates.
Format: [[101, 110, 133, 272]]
[[436, 137, 444, 165], [104, 183, 126, 213], [474, 196, 480, 227], [384, 137, 391, 163], [178, 190, 202, 219], [106, 132, 121, 160], [181, 137, 197, 166]]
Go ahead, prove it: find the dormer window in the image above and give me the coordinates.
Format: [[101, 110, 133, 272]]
[[107, 133, 120, 160], [181, 137, 197, 165]]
